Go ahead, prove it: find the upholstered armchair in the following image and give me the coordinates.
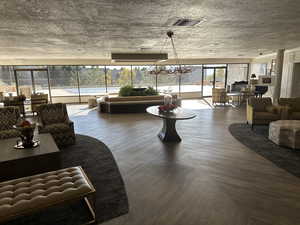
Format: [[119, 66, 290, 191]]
[[212, 88, 229, 105], [3, 96, 26, 116], [247, 97, 280, 128], [31, 93, 48, 115], [38, 103, 75, 146], [0, 107, 20, 139]]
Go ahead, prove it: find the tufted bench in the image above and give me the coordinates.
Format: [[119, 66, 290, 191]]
[[0, 166, 96, 224]]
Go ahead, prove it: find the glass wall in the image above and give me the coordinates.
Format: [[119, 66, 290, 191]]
[[0, 63, 249, 103], [48, 66, 79, 99], [106, 66, 131, 93], [227, 64, 248, 86], [78, 66, 106, 95], [157, 66, 179, 93], [0, 66, 16, 96], [132, 66, 156, 88], [34, 70, 50, 95], [181, 65, 202, 92]]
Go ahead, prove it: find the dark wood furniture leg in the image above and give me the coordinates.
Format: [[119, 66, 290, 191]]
[[158, 118, 181, 142]]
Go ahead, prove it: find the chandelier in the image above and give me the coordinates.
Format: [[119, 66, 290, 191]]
[[149, 31, 191, 75]]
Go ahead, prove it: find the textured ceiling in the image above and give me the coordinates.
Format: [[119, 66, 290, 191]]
[[0, 0, 300, 60]]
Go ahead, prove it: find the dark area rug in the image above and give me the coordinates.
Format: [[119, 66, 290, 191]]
[[4, 134, 129, 225], [229, 123, 300, 178]]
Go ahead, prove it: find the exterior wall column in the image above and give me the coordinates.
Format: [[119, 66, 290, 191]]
[[273, 49, 285, 103]]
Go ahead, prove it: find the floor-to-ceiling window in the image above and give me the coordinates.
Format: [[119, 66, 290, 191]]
[[106, 66, 132, 93], [48, 66, 80, 103], [180, 65, 203, 93], [0, 63, 249, 103], [0, 66, 16, 96], [157, 65, 179, 93], [78, 66, 106, 95], [132, 66, 156, 88], [227, 64, 248, 87]]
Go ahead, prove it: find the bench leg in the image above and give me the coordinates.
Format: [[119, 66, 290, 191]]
[[84, 194, 97, 225]]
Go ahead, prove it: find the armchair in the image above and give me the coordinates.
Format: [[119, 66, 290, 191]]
[[212, 88, 229, 105], [247, 97, 280, 128], [0, 107, 20, 139], [3, 96, 25, 116], [38, 103, 75, 146], [31, 93, 48, 115]]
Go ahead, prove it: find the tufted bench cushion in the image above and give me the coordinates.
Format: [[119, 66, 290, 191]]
[[0, 166, 96, 224]]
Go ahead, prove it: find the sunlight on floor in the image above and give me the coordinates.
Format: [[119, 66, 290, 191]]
[[181, 98, 213, 110]]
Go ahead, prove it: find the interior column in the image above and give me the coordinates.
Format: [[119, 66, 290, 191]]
[[273, 49, 285, 103]]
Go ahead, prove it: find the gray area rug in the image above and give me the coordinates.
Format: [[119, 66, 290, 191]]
[[4, 134, 129, 225], [229, 123, 300, 178]]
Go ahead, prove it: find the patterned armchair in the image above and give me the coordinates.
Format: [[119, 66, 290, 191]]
[[0, 107, 20, 139], [38, 103, 75, 147], [3, 96, 25, 116], [247, 97, 280, 128]]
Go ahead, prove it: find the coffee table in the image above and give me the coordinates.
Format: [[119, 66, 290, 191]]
[[0, 133, 61, 181], [146, 106, 196, 142]]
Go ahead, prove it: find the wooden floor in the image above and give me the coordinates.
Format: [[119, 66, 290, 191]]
[[67, 100, 300, 225]]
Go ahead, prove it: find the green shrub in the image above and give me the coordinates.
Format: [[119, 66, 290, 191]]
[[119, 85, 158, 96], [119, 85, 133, 96], [145, 86, 158, 96]]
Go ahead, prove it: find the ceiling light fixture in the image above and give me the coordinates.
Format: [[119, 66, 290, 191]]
[[150, 31, 191, 75]]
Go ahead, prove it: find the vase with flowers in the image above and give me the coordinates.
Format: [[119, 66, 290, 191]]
[[14, 120, 39, 148]]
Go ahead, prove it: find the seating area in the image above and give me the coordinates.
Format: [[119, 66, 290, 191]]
[[1, 1, 300, 225]]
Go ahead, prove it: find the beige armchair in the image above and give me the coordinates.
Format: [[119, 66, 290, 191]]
[[31, 93, 48, 114], [212, 88, 229, 105], [247, 97, 280, 128]]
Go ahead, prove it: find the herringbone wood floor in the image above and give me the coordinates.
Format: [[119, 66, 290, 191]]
[[68, 100, 300, 225]]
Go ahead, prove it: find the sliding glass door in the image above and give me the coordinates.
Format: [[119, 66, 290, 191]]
[[15, 68, 50, 100], [202, 66, 227, 97]]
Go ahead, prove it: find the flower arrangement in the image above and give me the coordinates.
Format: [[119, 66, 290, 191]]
[[158, 103, 177, 113], [15, 120, 36, 148]]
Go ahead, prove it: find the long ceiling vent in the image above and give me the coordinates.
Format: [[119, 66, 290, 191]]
[[111, 53, 168, 62], [172, 18, 202, 26]]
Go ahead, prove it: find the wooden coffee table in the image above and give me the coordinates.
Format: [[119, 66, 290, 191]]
[[0, 133, 61, 181], [146, 106, 196, 142]]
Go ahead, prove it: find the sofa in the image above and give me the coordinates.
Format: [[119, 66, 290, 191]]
[[98, 95, 181, 113], [247, 97, 280, 128], [278, 98, 300, 120]]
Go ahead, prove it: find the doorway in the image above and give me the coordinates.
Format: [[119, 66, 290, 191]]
[[202, 66, 227, 97]]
